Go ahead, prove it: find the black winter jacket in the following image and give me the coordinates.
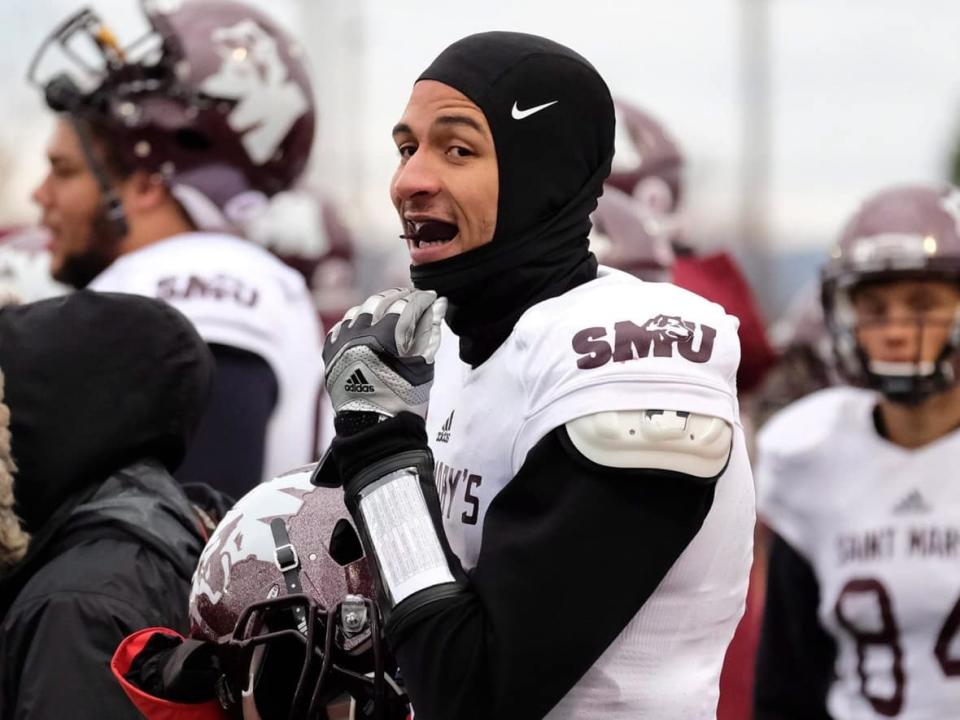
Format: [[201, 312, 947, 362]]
[[0, 292, 218, 719], [0, 461, 209, 719]]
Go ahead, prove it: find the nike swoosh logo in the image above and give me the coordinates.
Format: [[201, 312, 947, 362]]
[[511, 100, 559, 120]]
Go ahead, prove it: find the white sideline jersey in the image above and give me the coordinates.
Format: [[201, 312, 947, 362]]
[[89, 232, 324, 481], [425, 266, 755, 719], [758, 386, 960, 720]]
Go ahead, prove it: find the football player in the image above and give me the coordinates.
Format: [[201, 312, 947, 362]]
[[27, 0, 324, 495], [318, 32, 755, 719], [111, 469, 409, 720], [755, 184, 960, 718]]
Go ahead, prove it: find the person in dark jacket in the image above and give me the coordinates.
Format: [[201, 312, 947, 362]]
[[0, 290, 217, 719]]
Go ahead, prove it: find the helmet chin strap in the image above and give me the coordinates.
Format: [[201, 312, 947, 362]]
[[67, 116, 129, 241]]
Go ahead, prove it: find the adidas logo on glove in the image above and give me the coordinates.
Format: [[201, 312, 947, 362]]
[[344, 369, 376, 393]]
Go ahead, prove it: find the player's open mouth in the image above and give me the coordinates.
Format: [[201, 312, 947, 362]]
[[401, 219, 459, 248]]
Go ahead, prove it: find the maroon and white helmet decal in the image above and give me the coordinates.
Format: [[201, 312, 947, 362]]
[[822, 184, 960, 402], [29, 0, 316, 229], [607, 98, 684, 210], [245, 190, 362, 329], [189, 465, 372, 641], [590, 185, 674, 280]]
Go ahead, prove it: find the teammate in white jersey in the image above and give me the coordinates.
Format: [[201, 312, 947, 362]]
[[27, 1, 324, 493], [755, 184, 960, 719], [316, 32, 755, 719]]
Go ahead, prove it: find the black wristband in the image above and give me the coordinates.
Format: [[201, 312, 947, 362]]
[[331, 411, 429, 480]]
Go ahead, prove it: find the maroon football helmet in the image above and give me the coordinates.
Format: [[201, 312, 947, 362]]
[[246, 190, 363, 331], [608, 99, 684, 208], [606, 99, 685, 249], [189, 465, 407, 720], [822, 184, 960, 404], [590, 185, 674, 281], [28, 0, 315, 232]]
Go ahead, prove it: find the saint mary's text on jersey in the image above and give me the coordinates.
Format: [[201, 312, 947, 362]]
[[837, 526, 960, 564]]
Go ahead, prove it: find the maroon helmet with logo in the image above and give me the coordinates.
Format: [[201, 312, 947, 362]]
[[821, 184, 960, 403], [246, 190, 363, 331], [28, 0, 315, 232], [590, 185, 674, 281], [607, 99, 684, 208], [189, 465, 407, 720]]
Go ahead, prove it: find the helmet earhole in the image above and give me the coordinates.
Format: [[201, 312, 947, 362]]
[[175, 128, 212, 152], [329, 519, 364, 566]]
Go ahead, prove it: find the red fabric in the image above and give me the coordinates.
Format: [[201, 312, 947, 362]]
[[111, 628, 227, 720], [716, 536, 768, 720], [672, 252, 777, 394]]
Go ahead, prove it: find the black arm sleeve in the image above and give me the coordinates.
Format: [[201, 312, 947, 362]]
[[754, 532, 837, 720], [175, 344, 278, 498], [390, 426, 718, 720]]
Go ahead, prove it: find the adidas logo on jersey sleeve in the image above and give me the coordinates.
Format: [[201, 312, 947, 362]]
[[344, 369, 375, 393]]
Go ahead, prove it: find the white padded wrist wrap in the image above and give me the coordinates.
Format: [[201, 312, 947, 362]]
[[357, 467, 455, 605]]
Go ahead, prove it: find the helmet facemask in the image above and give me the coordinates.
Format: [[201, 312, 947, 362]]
[[825, 271, 960, 406], [217, 592, 405, 720], [828, 286, 960, 405]]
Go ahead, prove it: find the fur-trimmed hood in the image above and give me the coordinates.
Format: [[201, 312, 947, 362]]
[[0, 373, 28, 569]]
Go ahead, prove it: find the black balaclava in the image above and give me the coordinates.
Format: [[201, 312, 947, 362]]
[[410, 32, 615, 366], [0, 291, 213, 533]]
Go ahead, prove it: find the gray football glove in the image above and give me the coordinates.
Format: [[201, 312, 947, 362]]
[[322, 288, 447, 421]]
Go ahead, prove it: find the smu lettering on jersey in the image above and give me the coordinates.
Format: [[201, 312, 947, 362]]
[[758, 386, 960, 720], [89, 232, 324, 481], [426, 266, 756, 719]]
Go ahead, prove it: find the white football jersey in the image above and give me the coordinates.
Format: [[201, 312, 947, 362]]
[[426, 266, 755, 719], [89, 232, 324, 481], [757, 386, 960, 720]]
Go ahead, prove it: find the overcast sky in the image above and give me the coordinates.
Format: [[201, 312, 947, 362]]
[[3, 0, 960, 296]]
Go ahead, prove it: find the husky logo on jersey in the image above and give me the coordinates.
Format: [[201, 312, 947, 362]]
[[572, 314, 717, 369], [344, 369, 375, 393], [436, 411, 454, 443], [201, 20, 309, 165], [645, 314, 692, 340]]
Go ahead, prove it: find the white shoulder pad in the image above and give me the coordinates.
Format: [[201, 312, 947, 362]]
[[566, 410, 732, 478]]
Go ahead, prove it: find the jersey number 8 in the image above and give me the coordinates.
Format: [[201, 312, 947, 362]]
[[835, 578, 960, 716]]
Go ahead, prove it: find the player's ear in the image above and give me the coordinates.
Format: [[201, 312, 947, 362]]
[[121, 170, 168, 214]]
